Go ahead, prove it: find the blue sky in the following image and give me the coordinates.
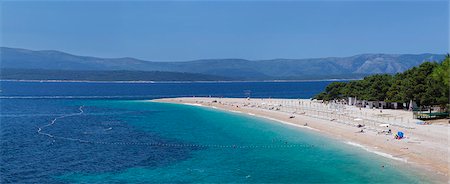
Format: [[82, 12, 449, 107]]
[[1, 1, 448, 61]]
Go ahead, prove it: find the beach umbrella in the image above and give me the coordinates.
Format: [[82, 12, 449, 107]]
[[408, 99, 413, 111], [397, 131, 404, 139]]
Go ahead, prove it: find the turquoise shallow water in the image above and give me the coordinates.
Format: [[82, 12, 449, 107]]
[[49, 100, 429, 183]]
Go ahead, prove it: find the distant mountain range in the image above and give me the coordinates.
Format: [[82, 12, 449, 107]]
[[0, 47, 445, 81]]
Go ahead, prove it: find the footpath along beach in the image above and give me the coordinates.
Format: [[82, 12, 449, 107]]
[[155, 97, 449, 182]]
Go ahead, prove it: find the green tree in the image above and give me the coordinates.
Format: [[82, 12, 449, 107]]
[[315, 57, 448, 112], [363, 74, 393, 101], [431, 54, 449, 88]]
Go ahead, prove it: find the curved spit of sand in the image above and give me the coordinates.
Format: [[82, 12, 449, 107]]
[[155, 97, 449, 183]]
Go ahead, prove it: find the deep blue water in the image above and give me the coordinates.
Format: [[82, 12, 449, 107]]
[[0, 81, 431, 183], [0, 80, 332, 99]]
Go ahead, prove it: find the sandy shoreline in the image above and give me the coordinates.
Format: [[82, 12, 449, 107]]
[[155, 97, 449, 183]]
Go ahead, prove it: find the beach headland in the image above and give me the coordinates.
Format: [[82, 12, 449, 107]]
[[154, 97, 449, 183]]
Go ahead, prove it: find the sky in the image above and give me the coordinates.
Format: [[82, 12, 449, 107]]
[[1, 0, 449, 61]]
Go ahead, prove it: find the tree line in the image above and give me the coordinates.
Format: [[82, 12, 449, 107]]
[[314, 55, 449, 110]]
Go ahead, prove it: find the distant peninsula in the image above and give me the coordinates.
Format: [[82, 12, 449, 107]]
[[0, 69, 231, 82]]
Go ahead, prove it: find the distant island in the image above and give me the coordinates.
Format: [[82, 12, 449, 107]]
[[0, 69, 231, 82], [0, 47, 446, 81]]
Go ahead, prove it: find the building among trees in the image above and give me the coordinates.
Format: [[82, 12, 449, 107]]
[[314, 55, 449, 120]]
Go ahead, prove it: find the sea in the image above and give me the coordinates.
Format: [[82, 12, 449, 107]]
[[0, 81, 432, 183]]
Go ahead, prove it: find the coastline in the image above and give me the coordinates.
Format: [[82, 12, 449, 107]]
[[154, 97, 449, 183]]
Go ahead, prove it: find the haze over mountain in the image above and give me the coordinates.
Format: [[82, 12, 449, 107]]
[[1, 47, 445, 80]]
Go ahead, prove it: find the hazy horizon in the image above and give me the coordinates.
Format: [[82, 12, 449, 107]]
[[1, 1, 448, 61]]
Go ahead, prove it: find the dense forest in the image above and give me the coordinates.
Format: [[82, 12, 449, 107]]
[[314, 55, 449, 109]]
